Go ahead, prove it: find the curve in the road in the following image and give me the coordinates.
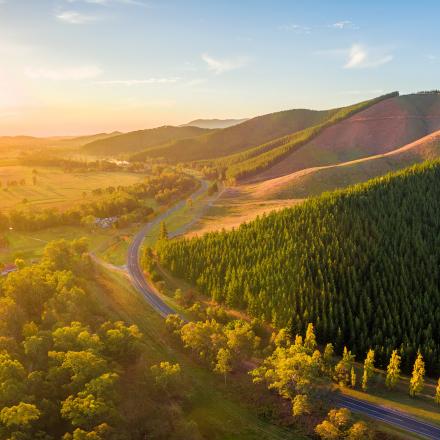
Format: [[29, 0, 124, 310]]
[[125, 178, 439, 440], [126, 179, 208, 317]]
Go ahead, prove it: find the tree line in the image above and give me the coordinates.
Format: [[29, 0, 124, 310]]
[[157, 160, 440, 374], [0, 170, 197, 232]]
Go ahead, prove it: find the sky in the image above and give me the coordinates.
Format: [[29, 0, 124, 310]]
[[0, 0, 439, 136]]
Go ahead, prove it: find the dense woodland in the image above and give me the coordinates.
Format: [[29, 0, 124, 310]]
[[157, 160, 440, 375], [0, 239, 200, 439], [0, 170, 197, 232]]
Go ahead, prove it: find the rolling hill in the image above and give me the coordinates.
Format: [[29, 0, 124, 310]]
[[0, 132, 121, 150], [130, 108, 335, 162], [182, 118, 248, 129], [250, 92, 440, 182], [246, 128, 440, 200], [83, 125, 211, 156]]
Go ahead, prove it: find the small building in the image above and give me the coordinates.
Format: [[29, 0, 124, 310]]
[[94, 216, 118, 229]]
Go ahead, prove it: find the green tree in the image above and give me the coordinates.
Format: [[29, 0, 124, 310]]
[[362, 349, 375, 392], [323, 343, 335, 374], [0, 402, 40, 428], [347, 421, 373, 439], [99, 321, 143, 365], [315, 408, 351, 439], [385, 350, 401, 390], [150, 362, 182, 393], [350, 367, 356, 388], [304, 323, 317, 353], [334, 347, 354, 386], [292, 394, 311, 417], [214, 348, 233, 384], [0, 353, 27, 406], [409, 352, 425, 397]]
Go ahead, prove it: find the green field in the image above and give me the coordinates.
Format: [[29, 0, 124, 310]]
[[0, 165, 146, 212]]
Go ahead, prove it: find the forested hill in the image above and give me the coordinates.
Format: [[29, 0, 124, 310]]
[[82, 125, 211, 156], [130, 107, 334, 163], [157, 160, 440, 375]]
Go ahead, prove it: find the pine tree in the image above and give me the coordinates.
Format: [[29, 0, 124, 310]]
[[409, 352, 425, 397], [362, 349, 375, 392], [351, 367, 356, 388], [386, 350, 401, 390], [323, 343, 335, 374], [304, 323, 317, 353], [435, 378, 440, 405]]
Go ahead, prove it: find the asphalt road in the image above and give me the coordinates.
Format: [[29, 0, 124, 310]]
[[126, 179, 208, 317], [336, 394, 440, 439], [126, 179, 440, 439]]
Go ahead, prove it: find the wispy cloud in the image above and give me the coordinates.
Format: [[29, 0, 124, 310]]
[[201, 54, 249, 74], [56, 10, 99, 24], [330, 20, 358, 30], [426, 54, 437, 61], [25, 65, 103, 80], [344, 44, 393, 69], [95, 77, 180, 86], [66, 0, 148, 6], [278, 24, 311, 34]]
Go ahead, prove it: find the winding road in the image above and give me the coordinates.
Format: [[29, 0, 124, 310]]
[[127, 179, 208, 317], [125, 178, 440, 439]]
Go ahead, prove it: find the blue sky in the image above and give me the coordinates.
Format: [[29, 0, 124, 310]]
[[0, 0, 439, 135]]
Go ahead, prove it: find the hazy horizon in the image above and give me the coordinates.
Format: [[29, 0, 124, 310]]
[[1, 0, 439, 136]]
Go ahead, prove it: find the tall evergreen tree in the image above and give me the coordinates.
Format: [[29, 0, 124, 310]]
[[409, 352, 425, 397], [386, 350, 401, 390], [362, 349, 375, 392]]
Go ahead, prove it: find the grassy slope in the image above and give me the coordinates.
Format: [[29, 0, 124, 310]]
[[0, 165, 147, 213], [223, 92, 399, 181], [92, 268, 306, 440], [251, 92, 440, 183], [245, 128, 440, 200], [131, 109, 333, 163], [83, 125, 211, 156]]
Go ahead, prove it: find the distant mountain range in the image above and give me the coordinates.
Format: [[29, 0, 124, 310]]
[[181, 118, 248, 129], [82, 125, 211, 156], [0, 132, 121, 149]]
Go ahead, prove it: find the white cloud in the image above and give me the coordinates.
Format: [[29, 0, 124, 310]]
[[25, 65, 103, 80], [278, 24, 311, 34], [95, 77, 180, 85], [56, 10, 99, 24], [331, 20, 358, 30], [201, 54, 249, 74], [426, 54, 437, 61], [344, 44, 393, 69]]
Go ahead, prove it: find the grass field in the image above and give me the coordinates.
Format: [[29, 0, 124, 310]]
[[0, 165, 146, 212], [0, 223, 144, 266], [92, 268, 306, 440]]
